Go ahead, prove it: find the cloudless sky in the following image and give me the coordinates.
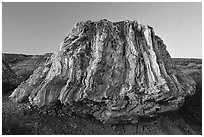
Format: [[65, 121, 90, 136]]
[[2, 2, 202, 58]]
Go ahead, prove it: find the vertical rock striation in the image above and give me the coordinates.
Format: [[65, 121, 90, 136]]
[[10, 19, 196, 123]]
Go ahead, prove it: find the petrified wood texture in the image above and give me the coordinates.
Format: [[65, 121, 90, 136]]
[[10, 20, 196, 123]]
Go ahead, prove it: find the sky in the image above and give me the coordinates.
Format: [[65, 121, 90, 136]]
[[2, 2, 202, 58]]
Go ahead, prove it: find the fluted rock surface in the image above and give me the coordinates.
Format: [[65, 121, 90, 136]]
[[10, 19, 196, 123]]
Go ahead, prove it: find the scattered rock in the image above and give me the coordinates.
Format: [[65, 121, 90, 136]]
[[69, 122, 78, 129]]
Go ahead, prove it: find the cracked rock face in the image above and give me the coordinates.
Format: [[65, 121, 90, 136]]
[[10, 19, 196, 123]]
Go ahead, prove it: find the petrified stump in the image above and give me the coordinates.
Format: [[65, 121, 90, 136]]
[[10, 19, 196, 123]]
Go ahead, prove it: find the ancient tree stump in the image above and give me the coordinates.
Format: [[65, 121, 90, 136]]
[[10, 19, 196, 123]]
